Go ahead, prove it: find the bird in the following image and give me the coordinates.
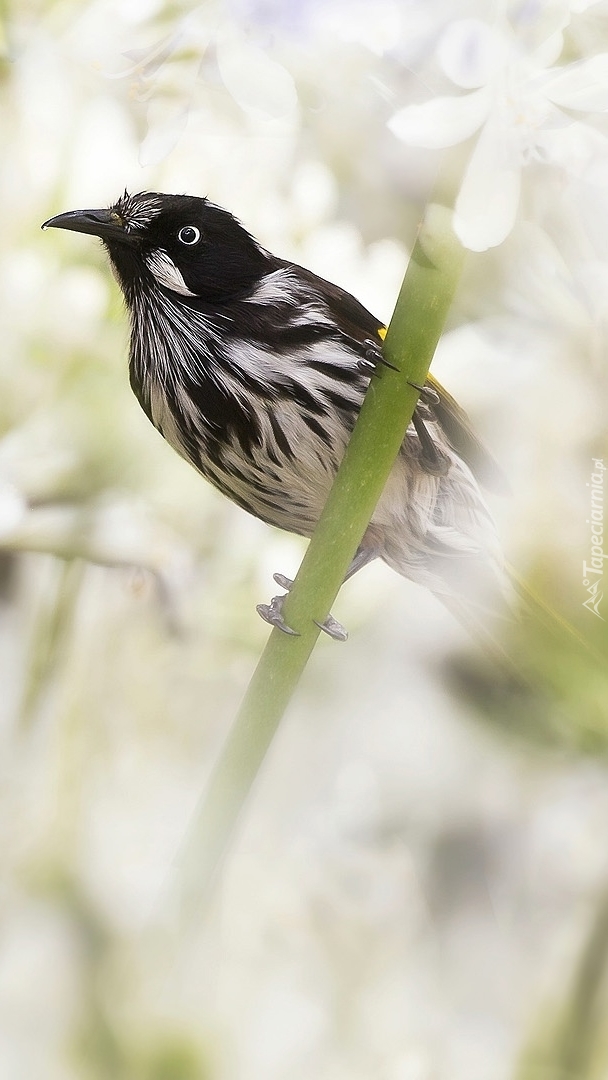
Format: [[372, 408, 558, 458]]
[[42, 190, 507, 640]]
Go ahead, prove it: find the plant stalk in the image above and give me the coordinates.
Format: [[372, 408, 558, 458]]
[[179, 201, 466, 913]]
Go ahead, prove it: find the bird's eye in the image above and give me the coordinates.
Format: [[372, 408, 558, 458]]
[[178, 225, 201, 246]]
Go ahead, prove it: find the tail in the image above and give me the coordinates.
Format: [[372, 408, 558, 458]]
[[381, 537, 519, 670]]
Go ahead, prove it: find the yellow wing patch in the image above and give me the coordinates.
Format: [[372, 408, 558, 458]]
[[378, 326, 387, 340]]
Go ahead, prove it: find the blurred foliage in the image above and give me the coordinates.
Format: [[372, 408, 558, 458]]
[[447, 580, 608, 755], [516, 889, 608, 1080], [1, 1, 608, 1079]]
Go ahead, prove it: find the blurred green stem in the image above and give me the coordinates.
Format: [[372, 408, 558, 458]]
[[517, 887, 608, 1080], [554, 890, 608, 1080], [181, 202, 466, 911]]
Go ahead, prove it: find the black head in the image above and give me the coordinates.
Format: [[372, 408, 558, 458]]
[[42, 191, 269, 304]]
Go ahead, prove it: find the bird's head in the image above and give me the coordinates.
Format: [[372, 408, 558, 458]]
[[42, 190, 269, 303]]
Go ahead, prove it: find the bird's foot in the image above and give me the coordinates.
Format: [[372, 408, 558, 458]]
[[273, 573, 294, 591], [256, 573, 348, 642], [256, 591, 299, 636], [408, 380, 440, 405], [275, 574, 348, 641], [313, 612, 348, 642], [356, 338, 399, 376]]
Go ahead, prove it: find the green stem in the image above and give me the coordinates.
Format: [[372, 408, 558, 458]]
[[516, 888, 608, 1080], [180, 202, 466, 911]]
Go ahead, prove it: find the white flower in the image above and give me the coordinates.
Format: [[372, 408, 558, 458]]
[[105, 9, 298, 165], [389, 14, 608, 251]]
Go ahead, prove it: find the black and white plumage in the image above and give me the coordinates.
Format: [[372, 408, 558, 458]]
[[42, 191, 506, 627]]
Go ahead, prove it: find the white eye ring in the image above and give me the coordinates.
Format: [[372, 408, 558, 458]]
[[178, 225, 201, 246]]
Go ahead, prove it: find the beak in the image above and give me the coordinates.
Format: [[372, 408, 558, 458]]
[[41, 208, 133, 244]]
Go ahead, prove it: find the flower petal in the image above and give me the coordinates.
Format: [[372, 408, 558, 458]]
[[388, 88, 490, 149], [543, 53, 608, 111], [536, 121, 608, 174], [216, 34, 298, 119], [454, 119, 521, 251], [139, 101, 189, 166], [530, 29, 565, 69], [438, 19, 507, 89]]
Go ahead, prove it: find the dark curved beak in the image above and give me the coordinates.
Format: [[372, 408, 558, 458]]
[[41, 208, 133, 245]]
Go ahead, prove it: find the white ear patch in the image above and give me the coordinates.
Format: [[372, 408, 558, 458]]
[[145, 250, 197, 297]]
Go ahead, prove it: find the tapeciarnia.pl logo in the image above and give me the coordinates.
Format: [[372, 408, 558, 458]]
[[582, 458, 606, 619]]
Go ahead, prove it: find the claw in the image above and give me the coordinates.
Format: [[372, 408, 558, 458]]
[[256, 594, 300, 636], [314, 614, 348, 642], [408, 380, 440, 405], [364, 338, 399, 371], [355, 337, 399, 376], [374, 356, 399, 374], [357, 357, 377, 374], [265, 572, 348, 641], [273, 573, 294, 591]]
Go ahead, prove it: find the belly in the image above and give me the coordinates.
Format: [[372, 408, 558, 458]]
[[146, 378, 350, 536]]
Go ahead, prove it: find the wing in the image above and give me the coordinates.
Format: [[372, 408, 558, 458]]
[[293, 261, 507, 494], [425, 374, 509, 495], [287, 261, 507, 496], [285, 261, 386, 351]]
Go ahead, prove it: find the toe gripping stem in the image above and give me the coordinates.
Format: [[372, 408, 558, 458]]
[[354, 337, 399, 376], [256, 574, 348, 642], [408, 380, 440, 405]]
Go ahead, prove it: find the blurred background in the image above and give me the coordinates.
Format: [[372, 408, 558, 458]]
[[1, 1, 608, 1078]]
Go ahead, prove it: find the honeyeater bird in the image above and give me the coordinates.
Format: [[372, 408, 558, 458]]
[[42, 191, 506, 639]]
